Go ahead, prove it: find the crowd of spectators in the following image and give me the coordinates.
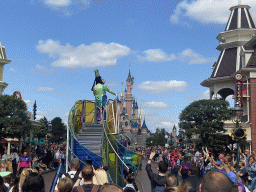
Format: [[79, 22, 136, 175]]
[[2, 143, 256, 192], [141, 145, 256, 192], [0, 142, 66, 192], [0, 143, 66, 176]]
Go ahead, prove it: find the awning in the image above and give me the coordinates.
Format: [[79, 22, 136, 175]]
[[0, 139, 19, 143]]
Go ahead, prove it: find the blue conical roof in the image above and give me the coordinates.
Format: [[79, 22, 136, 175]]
[[128, 68, 132, 79], [132, 122, 138, 128], [141, 118, 147, 129], [135, 102, 139, 109], [121, 106, 126, 115], [127, 67, 133, 82]]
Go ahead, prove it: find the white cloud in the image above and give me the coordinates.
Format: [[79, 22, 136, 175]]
[[36, 39, 131, 68], [36, 110, 51, 120], [36, 87, 55, 92], [44, 0, 71, 7], [141, 109, 158, 117], [186, 90, 235, 106], [138, 48, 214, 64], [9, 68, 16, 72], [185, 90, 210, 100], [142, 101, 170, 109], [29, 0, 91, 16], [63, 112, 69, 117], [202, 90, 210, 99], [170, 0, 256, 24], [138, 80, 188, 94], [226, 95, 235, 107], [106, 82, 118, 87], [30, 64, 54, 74], [178, 49, 215, 64], [156, 121, 179, 129], [137, 49, 176, 62], [24, 100, 34, 106]]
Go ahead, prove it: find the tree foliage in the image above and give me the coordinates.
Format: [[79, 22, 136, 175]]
[[50, 117, 65, 143], [179, 99, 232, 148], [33, 101, 37, 120], [33, 118, 48, 141], [0, 95, 32, 139], [146, 128, 166, 147]]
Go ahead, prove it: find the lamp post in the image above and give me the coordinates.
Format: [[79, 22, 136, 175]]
[[165, 134, 168, 142], [232, 102, 244, 169], [165, 135, 169, 148]]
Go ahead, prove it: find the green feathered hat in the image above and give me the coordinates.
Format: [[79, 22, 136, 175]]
[[94, 69, 100, 78]]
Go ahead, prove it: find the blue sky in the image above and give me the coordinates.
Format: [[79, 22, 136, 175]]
[[1, 0, 249, 133]]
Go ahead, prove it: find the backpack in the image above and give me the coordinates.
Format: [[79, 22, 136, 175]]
[[77, 184, 99, 192], [64, 171, 80, 183], [153, 185, 165, 192], [171, 167, 178, 175]]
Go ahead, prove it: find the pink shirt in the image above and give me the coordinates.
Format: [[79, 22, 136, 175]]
[[19, 156, 31, 168]]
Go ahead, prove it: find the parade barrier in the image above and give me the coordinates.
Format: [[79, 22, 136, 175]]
[[102, 99, 142, 187], [65, 99, 142, 188], [50, 163, 63, 192], [66, 100, 101, 171]]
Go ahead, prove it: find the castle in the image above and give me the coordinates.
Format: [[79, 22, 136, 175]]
[[117, 67, 151, 147]]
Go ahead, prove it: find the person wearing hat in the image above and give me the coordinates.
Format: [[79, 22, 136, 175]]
[[91, 69, 116, 124]]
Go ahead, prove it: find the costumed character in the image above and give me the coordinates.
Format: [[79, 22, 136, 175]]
[[91, 69, 116, 124]]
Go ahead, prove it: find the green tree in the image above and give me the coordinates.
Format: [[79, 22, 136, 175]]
[[33, 118, 48, 142], [50, 117, 65, 143], [179, 99, 232, 148], [146, 128, 166, 147], [33, 100, 37, 120], [42, 116, 49, 130], [0, 95, 32, 139]]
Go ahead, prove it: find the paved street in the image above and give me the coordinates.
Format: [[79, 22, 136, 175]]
[[42, 170, 57, 192], [135, 159, 158, 192]]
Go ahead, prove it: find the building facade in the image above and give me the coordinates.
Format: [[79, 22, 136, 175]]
[[118, 67, 150, 147], [201, 3, 256, 151], [0, 42, 11, 95]]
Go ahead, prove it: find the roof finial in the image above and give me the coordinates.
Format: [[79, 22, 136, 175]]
[[127, 62, 132, 79], [139, 105, 142, 119], [121, 82, 124, 97], [238, 0, 241, 5]]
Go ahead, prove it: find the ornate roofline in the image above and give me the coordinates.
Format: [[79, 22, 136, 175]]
[[230, 5, 251, 11]]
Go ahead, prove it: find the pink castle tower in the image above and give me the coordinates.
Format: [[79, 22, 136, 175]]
[[125, 66, 134, 120], [118, 65, 150, 146]]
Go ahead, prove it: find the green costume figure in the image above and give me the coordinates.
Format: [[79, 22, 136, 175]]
[[92, 69, 116, 124]]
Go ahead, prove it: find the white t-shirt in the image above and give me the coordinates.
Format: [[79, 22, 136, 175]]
[[123, 184, 135, 191], [55, 151, 61, 159], [54, 171, 78, 190], [2, 154, 10, 161]]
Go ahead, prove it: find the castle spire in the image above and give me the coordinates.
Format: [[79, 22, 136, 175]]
[[120, 82, 123, 97], [141, 116, 147, 129], [127, 62, 132, 79], [139, 106, 142, 119]]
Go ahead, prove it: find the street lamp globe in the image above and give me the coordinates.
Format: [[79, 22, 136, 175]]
[[165, 135, 168, 139], [232, 102, 243, 123]]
